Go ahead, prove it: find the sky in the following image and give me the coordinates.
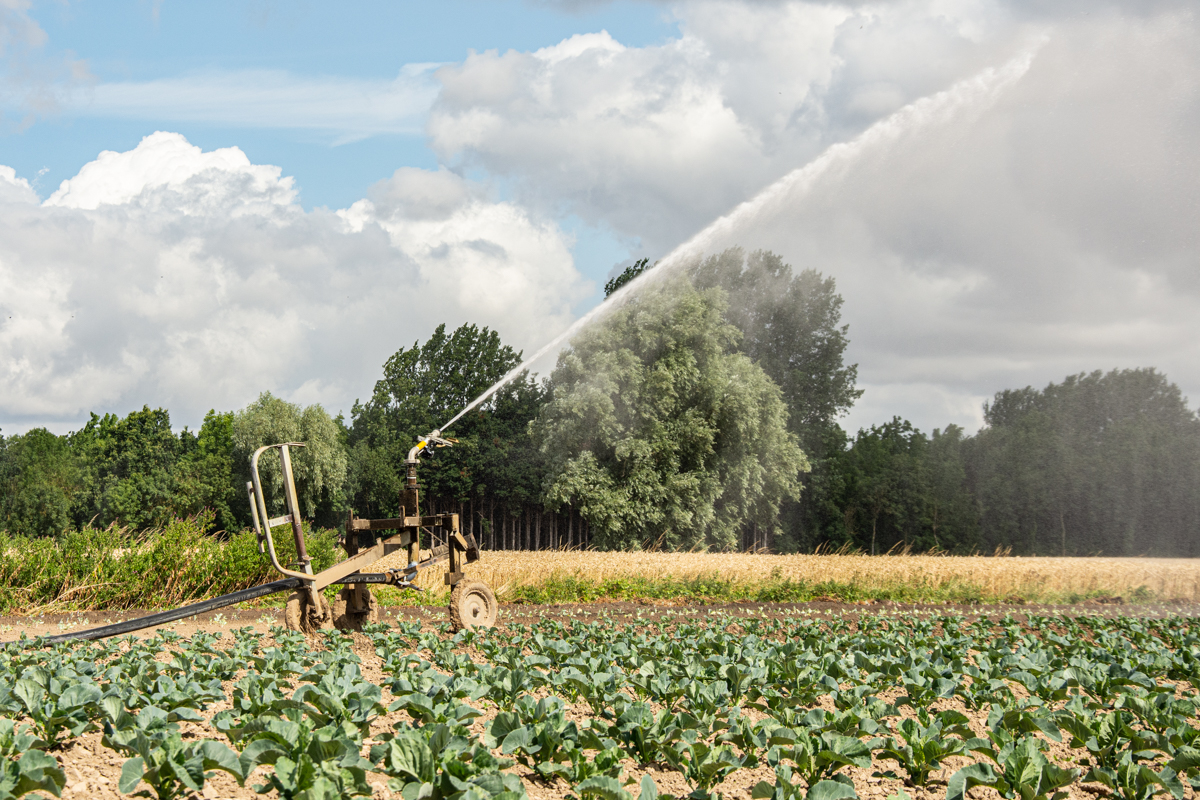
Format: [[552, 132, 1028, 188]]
[[1, 0, 1198, 439]]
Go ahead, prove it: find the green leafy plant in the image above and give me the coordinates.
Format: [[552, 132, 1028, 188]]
[[1085, 757, 1184, 800], [750, 769, 858, 800], [0, 720, 65, 800], [238, 713, 373, 800], [292, 662, 384, 735], [101, 704, 243, 800], [371, 723, 527, 800], [947, 737, 1077, 800], [11, 667, 102, 745], [768, 732, 875, 788], [874, 710, 989, 786], [576, 774, 666, 800]]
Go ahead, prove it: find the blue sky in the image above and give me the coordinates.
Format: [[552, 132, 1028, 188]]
[[11, 2, 674, 207], [1, 0, 1198, 437], [4, 1, 679, 292]]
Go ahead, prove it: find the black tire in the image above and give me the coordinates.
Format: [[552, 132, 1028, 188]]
[[284, 589, 334, 634], [332, 586, 380, 631], [449, 580, 497, 631]]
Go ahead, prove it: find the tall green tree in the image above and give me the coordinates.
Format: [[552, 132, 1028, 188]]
[[0, 428, 78, 537], [842, 418, 929, 555], [967, 368, 1200, 556], [68, 407, 184, 530], [924, 425, 979, 551], [351, 323, 522, 447], [346, 322, 533, 521], [532, 279, 808, 551], [232, 393, 347, 528], [604, 258, 651, 297], [687, 248, 861, 550], [174, 410, 242, 533]]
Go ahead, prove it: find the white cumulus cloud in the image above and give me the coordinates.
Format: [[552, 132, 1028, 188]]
[[44, 131, 297, 212], [0, 133, 588, 433], [428, 0, 1200, 433]]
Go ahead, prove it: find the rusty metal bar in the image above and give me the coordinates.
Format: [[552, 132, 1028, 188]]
[[310, 530, 415, 590], [279, 444, 311, 574], [250, 445, 310, 583]]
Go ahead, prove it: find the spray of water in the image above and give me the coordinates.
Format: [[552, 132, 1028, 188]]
[[437, 47, 1042, 434]]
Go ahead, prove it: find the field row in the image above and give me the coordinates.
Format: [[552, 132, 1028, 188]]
[[377, 551, 1200, 605], [2, 609, 1200, 800]]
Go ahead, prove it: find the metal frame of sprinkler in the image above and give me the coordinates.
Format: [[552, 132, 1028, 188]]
[[39, 431, 497, 643]]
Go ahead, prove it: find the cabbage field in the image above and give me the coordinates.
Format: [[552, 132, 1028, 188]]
[[3, 608, 1200, 800]]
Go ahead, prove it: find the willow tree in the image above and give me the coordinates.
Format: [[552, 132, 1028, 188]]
[[232, 392, 347, 527], [532, 279, 808, 551]]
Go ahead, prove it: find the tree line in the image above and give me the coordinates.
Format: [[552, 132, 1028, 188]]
[[2, 248, 1198, 555]]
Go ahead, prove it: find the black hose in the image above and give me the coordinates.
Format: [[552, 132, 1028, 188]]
[[29, 577, 304, 645]]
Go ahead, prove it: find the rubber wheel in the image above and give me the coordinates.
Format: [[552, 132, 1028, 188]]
[[449, 580, 497, 631], [284, 590, 334, 634], [332, 586, 379, 631]]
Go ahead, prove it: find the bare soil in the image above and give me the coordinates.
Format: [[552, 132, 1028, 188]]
[[4, 597, 1197, 642]]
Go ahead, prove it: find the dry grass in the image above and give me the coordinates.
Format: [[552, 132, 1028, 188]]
[[377, 549, 1200, 602]]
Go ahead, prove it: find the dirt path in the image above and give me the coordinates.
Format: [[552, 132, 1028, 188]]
[[5, 597, 1198, 642]]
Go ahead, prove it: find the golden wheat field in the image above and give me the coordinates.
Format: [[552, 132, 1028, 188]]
[[375, 549, 1200, 602]]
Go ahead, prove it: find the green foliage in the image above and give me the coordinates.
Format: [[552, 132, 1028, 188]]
[[501, 572, 1022, 605], [0, 720, 64, 800], [353, 322, 523, 444], [947, 737, 1077, 800], [688, 249, 860, 436], [347, 322, 540, 522], [605, 258, 652, 297], [687, 249, 860, 552], [874, 710, 987, 786], [841, 419, 931, 555], [0, 407, 248, 537], [0, 514, 339, 613], [238, 713, 374, 800], [968, 368, 1200, 556], [752, 775, 857, 800], [0, 428, 78, 538], [174, 410, 242, 533], [6, 602, 1200, 800], [796, 368, 1200, 557], [233, 392, 347, 527], [69, 407, 185, 530], [11, 668, 102, 744], [371, 722, 528, 800], [533, 278, 808, 550], [102, 703, 244, 800]]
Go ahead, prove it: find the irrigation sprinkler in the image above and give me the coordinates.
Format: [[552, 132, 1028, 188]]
[[39, 431, 495, 643], [249, 432, 493, 633]]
